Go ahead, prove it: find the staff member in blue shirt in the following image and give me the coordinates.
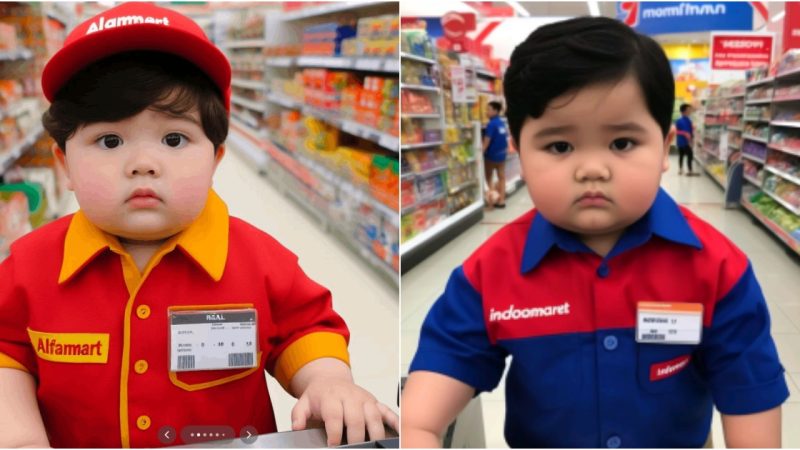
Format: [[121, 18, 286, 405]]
[[675, 103, 699, 176], [483, 101, 509, 208]]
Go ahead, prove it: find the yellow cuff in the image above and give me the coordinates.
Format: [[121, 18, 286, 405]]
[[0, 351, 29, 372], [274, 331, 349, 390]]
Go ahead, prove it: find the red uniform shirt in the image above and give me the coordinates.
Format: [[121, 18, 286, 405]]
[[0, 190, 350, 447]]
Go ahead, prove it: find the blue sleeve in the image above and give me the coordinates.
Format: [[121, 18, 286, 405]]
[[485, 120, 497, 141], [409, 267, 508, 393], [697, 263, 789, 414]]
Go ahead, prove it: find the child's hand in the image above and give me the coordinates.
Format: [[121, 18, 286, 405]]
[[288, 359, 398, 446]]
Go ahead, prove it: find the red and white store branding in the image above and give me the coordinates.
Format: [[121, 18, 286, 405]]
[[710, 33, 773, 70], [650, 355, 691, 381]]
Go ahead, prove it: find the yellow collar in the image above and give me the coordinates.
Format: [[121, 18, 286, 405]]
[[58, 190, 229, 284]]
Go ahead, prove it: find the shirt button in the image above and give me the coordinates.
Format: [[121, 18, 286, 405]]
[[596, 263, 610, 278], [607, 435, 622, 448], [603, 335, 618, 351], [136, 305, 151, 319], [137, 415, 151, 430], [134, 360, 148, 374]]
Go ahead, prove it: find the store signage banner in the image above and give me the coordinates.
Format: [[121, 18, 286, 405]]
[[450, 66, 468, 103], [710, 33, 773, 70], [617, 2, 754, 35], [783, 1, 800, 53]]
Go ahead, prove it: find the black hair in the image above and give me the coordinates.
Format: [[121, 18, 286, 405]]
[[43, 51, 228, 152], [680, 103, 692, 113], [503, 16, 674, 143], [488, 101, 503, 113]]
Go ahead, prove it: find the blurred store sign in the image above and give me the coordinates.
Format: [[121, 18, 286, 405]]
[[617, 2, 757, 35], [783, 1, 800, 53], [710, 32, 774, 70]]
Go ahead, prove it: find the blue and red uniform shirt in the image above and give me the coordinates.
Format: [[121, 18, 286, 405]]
[[410, 188, 788, 448]]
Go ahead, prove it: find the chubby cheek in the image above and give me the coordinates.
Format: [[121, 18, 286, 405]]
[[521, 156, 574, 219], [68, 162, 122, 219], [167, 167, 215, 222], [613, 168, 661, 216]]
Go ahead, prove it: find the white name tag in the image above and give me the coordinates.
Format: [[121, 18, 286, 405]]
[[169, 309, 258, 372], [636, 302, 703, 345]]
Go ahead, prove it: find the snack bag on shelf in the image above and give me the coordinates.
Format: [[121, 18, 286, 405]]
[[370, 155, 399, 209]]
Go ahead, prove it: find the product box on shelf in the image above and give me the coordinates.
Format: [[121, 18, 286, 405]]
[[302, 22, 357, 56], [0, 22, 19, 50], [400, 28, 434, 59]]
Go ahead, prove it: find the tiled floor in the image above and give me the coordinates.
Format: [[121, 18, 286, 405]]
[[401, 155, 800, 448], [63, 142, 400, 432]]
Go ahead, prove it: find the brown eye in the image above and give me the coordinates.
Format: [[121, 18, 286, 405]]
[[163, 133, 188, 148], [610, 138, 636, 151], [97, 134, 122, 149], [546, 141, 573, 154]]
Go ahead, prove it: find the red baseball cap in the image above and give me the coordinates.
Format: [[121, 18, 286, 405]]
[[42, 2, 231, 110]]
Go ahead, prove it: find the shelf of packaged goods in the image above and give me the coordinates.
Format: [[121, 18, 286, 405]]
[[743, 134, 768, 144], [230, 113, 266, 137], [729, 143, 741, 150], [744, 98, 773, 105], [265, 92, 303, 110], [265, 57, 295, 68], [222, 39, 269, 49], [743, 174, 763, 187], [728, 126, 743, 132], [400, 200, 483, 255], [295, 55, 399, 73], [400, 192, 447, 216], [723, 93, 745, 99], [770, 120, 800, 129], [400, 52, 436, 65], [414, 164, 448, 178], [400, 141, 443, 150], [448, 179, 478, 195], [401, 172, 415, 181], [400, 84, 441, 92], [776, 65, 800, 80], [764, 165, 800, 187], [743, 116, 771, 123], [741, 152, 766, 164], [281, 1, 386, 21], [745, 77, 774, 87], [231, 95, 266, 113], [231, 78, 266, 91], [0, 123, 43, 176], [772, 95, 800, 103], [762, 188, 800, 215], [701, 146, 720, 159], [0, 48, 33, 61], [740, 199, 800, 256], [767, 144, 800, 158], [301, 105, 399, 152], [704, 135, 720, 142], [695, 156, 726, 189], [401, 113, 440, 119]]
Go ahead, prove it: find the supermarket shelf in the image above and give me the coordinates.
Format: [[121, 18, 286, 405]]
[[400, 201, 483, 256], [0, 48, 33, 61], [768, 144, 800, 158], [729, 143, 740, 150], [282, 1, 387, 20], [762, 188, 800, 215], [400, 141, 443, 150], [401, 192, 447, 215], [764, 165, 800, 187], [743, 117, 771, 123], [770, 120, 800, 129], [230, 114, 267, 139], [776, 65, 800, 80], [746, 77, 774, 87], [302, 105, 399, 152], [723, 93, 745, 98], [231, 95, 266, 113], [772, 95, 800, 103], [415, 164, 448, 178], [296, 55, 399, 73], [400, 83, 441, 92], [743, 174, 763, 187], [265, 92, 303, 110], [695, 156, 726, 189], [223, 39, 268, 49], [741, 152, 766, 164], [231, 78, 266, 91], [400, 52, 436, 65], [728, 126, 743, 131], [448, 179, 478, 195], [743, 134, 768, 143], [744, 98, 773, 105], [740, 199, 800, 256], [402, 113, 441, 119], [0, 123, 45, 176], [265, 57, 295, 67]]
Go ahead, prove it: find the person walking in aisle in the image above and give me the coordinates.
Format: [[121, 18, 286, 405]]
[[483, 101, 509, 208], [675, 103, 699, 176]]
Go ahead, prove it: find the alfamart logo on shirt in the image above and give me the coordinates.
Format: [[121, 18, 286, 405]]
[[28, 329, 110, 364], [489, 302, 571, 322], [86, 15, 170, 34]]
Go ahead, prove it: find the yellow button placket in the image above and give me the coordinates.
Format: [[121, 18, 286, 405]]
[[113, 242, 177, 448]]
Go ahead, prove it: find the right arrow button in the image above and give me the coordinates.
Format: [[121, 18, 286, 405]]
[[240, 425, 258, 444]]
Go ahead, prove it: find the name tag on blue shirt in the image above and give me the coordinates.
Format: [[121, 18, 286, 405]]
[[636, 302, 703, 345]]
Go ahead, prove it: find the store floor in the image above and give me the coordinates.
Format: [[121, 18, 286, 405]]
[[401, 155, 800, 448], [62, 141, 400, 433]]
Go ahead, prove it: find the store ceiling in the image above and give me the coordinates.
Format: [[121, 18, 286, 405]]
[[517, 2, 619, 18]]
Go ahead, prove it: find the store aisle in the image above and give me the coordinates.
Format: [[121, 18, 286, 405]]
[[401, 154, 800, 448]]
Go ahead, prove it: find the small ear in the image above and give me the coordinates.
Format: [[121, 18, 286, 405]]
[[662, 134, 671, 173], [214, 144, 226, 168], [51, 143, 73, 191]]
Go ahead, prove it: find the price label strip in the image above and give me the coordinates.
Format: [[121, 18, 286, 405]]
[[636, 302, 703, 345], [169, 309, 258, 372]]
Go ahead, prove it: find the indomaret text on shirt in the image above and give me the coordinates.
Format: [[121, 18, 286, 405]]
[[489, 302, 571, 322], [37, 338, 103, 356]]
